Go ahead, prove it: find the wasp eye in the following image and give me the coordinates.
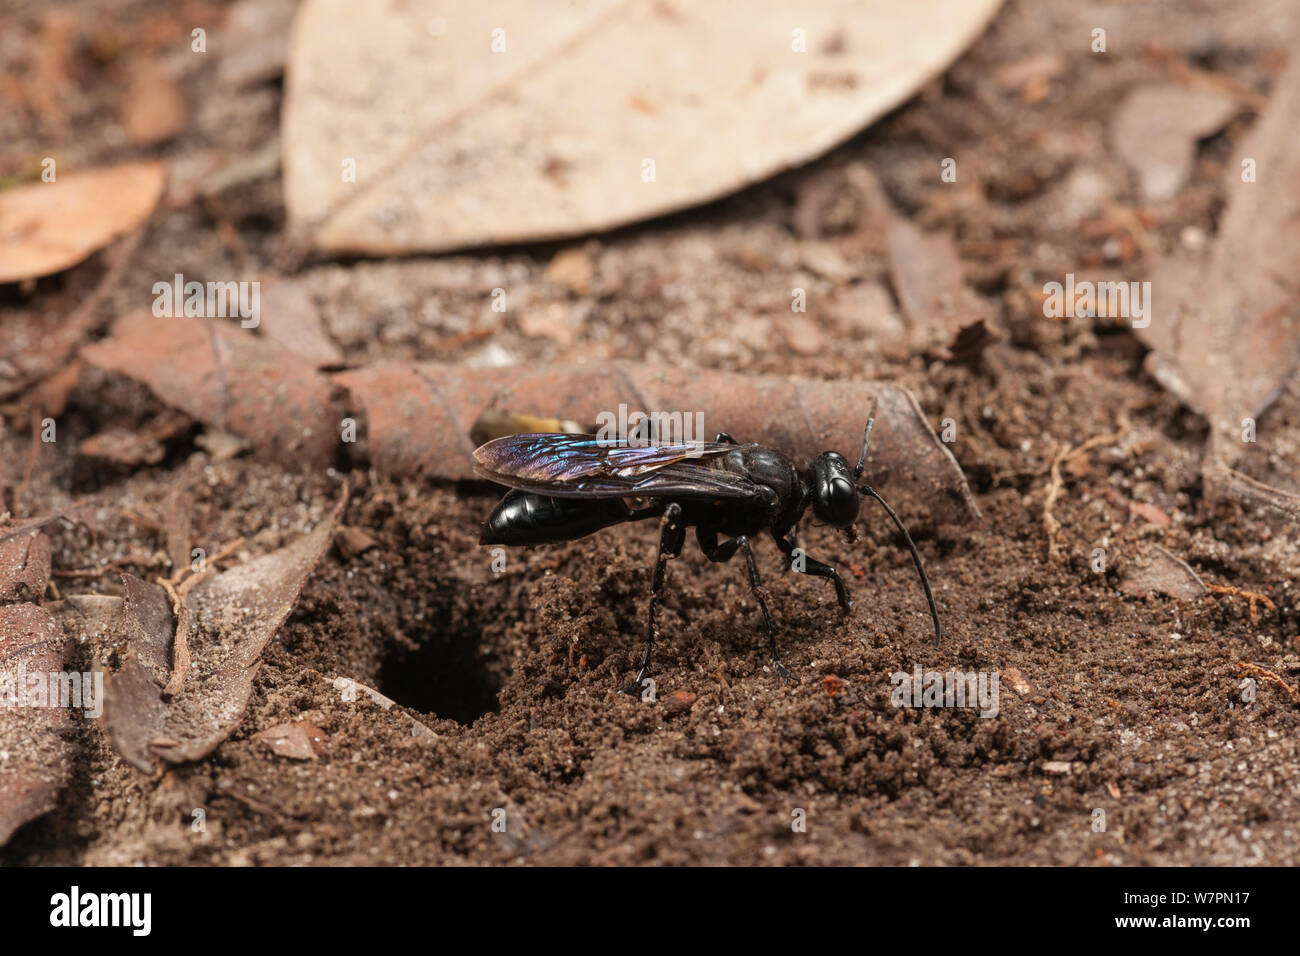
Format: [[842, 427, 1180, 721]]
[[811, 452, 859, 527], [824, 476, 858, 525]]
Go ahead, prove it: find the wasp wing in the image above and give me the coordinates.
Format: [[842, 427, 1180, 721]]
[[473, 433, 769, 502]]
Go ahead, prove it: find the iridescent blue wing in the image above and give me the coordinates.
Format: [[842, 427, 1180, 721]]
[[472, 433, 768, 502]]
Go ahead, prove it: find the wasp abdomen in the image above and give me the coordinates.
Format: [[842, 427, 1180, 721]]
[[481, 490, 633, 546]]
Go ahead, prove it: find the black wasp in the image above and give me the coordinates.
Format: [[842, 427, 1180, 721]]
[[474, 401, 944, 691]]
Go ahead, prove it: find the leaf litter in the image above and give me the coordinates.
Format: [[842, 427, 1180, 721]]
[[101, 488, 347, 773], [0, 604, 72, 847], [1136, 55, 1300, 517]]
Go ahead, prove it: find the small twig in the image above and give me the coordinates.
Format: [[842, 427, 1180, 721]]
[[1234, 661, 1300, 704], [1042, 413, 1131, 560], [159, 535, 246, 698], [160, 571, 202, 698], [1207, 584, 1276, 627]]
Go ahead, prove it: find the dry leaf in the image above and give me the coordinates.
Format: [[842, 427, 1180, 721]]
[[0, 530, 52, 602], [1110, 84, 1239, 201], [81, 314, 978, 520], [256, 718, 327, 759], [334, 525, 379, 559], [0, 604, 72, 846], [120, 573, 174, 677], [1138, 58, 1300, 452], [337, 362, 980, 521], [77, 410, 191, 468], [0, 502, 99, 547], [81, 313, 342, 471], [0, 161, 165, 283], [1118, 544, 1206, 601], [257, 279, 344, 366], [101, 493, 344, 772], [99, 577, 171, 774], [284, 0, 1004, 253], [886, 218, 988, 348]]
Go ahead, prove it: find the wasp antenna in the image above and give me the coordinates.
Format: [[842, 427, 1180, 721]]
[[858, 485, 944, 647], [853, 398, 879, 481]]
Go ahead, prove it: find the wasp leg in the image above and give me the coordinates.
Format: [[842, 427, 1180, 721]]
[[772, 529, 853, 614], [697, 528, 791, 681], [621, 502, 685, 695]]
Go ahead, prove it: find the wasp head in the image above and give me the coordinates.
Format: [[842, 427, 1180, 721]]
[[809, 451, 860, 527]]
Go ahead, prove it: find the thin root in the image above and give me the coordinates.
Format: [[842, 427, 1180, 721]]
[[1207, 584, 1276, 627], [1234, 661, 1299, 704]]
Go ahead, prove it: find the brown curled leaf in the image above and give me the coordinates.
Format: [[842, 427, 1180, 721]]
[[0, 603, 73, 846], [0, 500, 100, 548], [256, 278, 344, 367], [81, 315, 976, 520], [81, 313, 342, 471], [337, 362, 979, 521], [101, 490, 345, 772], [0, 530, 52, 603], [99, 576, 171, 774]]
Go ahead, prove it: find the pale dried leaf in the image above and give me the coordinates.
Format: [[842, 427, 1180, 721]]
[[284, 0, 1004, 253]]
